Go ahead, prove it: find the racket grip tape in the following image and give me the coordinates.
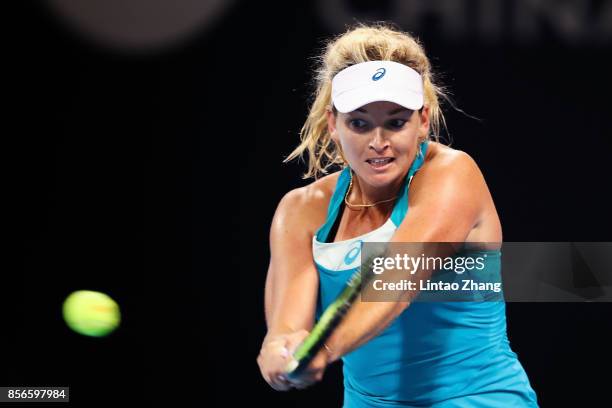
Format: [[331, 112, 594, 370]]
[[284, 279, 361, 379]]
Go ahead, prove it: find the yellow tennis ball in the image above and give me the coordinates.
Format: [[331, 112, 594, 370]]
[[62, 290, 121, 337]]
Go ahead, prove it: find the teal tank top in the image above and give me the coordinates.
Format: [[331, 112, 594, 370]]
[[312, 140, 538, 407]]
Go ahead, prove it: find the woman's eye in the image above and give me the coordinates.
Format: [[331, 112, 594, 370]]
[[388, 119, 407, 128], [349, 119, 369, 129]]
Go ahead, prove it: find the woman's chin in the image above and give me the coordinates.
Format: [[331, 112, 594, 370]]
[[358, 166, 403, 187]]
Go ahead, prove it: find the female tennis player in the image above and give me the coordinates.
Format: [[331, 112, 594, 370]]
[[257, 23, 538, 407]]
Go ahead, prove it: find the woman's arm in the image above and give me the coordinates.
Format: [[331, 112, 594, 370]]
[[264, 188, 320, 337], [289, 151, 492, 385], [258, 187, 322, 390]]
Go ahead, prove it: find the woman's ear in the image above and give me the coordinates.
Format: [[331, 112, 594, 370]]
[[418, 105, 430, 139], [326, 107, 339, 142]]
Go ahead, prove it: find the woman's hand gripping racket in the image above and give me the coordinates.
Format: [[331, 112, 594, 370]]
[[284, 254, 378, 380]]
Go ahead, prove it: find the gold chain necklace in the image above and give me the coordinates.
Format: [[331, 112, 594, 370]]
[[344, 169, 399, 210]]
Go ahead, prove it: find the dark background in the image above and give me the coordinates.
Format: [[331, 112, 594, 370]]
[[7, 1, 611, 406]]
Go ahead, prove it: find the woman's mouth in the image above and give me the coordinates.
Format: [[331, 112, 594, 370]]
[[365, 157, 395, 170]]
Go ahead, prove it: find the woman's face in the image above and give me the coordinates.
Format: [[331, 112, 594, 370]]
[[327, 101, 430, 188]]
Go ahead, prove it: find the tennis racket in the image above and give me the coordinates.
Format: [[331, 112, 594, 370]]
[[284, 254, 377, 379]]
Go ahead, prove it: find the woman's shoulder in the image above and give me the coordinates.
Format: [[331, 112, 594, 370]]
[[410, 141, 490, 204], [417, 141, 502, 243], [280, 171, 340, 205], [274, 170, 343, 234], [424, 141, 477, 168], [418, 141, 484, 182]]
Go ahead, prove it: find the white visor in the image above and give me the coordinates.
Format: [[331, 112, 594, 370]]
[[331, 60, 424, 113]]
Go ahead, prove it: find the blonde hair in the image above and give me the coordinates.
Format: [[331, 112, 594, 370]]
[[285, 22, 449, 179]]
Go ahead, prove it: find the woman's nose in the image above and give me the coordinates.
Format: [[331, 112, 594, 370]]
[[369, 127, 389, 152]]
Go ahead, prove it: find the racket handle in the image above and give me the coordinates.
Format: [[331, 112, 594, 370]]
[[284, 358, 299, 374], [285, 355, 313, 380]]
